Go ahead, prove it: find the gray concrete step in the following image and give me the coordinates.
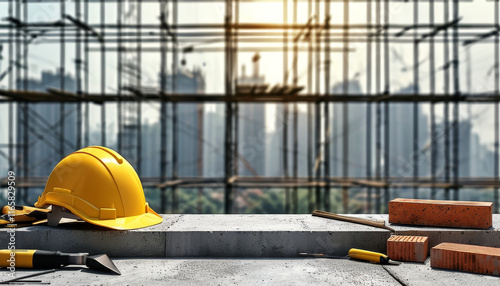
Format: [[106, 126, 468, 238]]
[[1, 215, 499, 257], [1, 258, 499, 285]]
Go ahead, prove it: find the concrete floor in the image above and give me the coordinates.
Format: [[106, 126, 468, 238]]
[[2, 215, 500, 258], [2, 258, 499, 285]]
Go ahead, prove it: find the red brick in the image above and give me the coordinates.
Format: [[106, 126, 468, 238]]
[[388, 198, 492, 229], [431, 243, 500, 276], [387, 235, 428, 262]]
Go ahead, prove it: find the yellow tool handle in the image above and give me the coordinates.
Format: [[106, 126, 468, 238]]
[[348, 248, 390, 264], [0, 249, 36, 268]]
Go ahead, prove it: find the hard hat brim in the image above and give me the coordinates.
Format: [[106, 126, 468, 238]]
[[83, 208, 163, 230], [36, 199, 163, 230]]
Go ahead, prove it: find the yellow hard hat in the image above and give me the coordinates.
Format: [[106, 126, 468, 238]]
[[34, 146, 163, 230]]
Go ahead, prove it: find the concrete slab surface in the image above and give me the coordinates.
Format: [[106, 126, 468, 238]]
[[1, 215, 499, 257], [1, 258, 499, 285], [383, 258, 500, 286]]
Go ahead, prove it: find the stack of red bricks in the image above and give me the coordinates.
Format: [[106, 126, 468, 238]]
[[386, 198, 498, 276]]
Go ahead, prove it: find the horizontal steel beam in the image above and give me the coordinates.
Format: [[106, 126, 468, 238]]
[[1, 90, 499, 103], [3, 176, 500, 189]]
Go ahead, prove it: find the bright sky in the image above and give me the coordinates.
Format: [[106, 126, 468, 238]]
[[0, 0, 498, 149]]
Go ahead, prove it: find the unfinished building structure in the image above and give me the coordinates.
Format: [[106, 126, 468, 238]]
[[0, 0, 499, 214]]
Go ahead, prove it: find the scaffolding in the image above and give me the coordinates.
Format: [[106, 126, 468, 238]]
[[0, 0, 500, 214]]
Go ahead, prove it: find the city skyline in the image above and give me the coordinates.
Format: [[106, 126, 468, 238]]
[[2, 67, 495, 180]]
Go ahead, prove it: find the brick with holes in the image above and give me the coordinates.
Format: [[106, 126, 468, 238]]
[[431, 242, 500, 276], [387, 235, 428, 262]]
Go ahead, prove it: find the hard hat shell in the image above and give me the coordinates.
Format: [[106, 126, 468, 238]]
[[35, 146, 163, 230]]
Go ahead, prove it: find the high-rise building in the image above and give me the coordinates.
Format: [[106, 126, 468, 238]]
[[237, 54, 266, 176], [126, 68, 206, 177], [331, 79, 367, 177], [16, 70, 77, 177], [458, 120, 472, 177], [430, 119, 472, 179], [14, 70, 77, 204], [387, 84, 429, 178], [202, 109, 225, 178], [140, 120, 163, 178]]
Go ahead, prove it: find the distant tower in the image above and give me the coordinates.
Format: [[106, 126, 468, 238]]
[[237, 53, 266, 176], [119, 3, 141, 173]]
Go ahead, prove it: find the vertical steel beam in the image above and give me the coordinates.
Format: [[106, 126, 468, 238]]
[[324, 0, 331, 212], [60, 0, 65, 159], [172, 0, 179, 213], [452, 0, 460, 200], [292, 0, 299, 213], [232, 0, 239, 213], [375, 0, 382, 213], [283, 0, 290, 213], [314, 0, 322, 210], [307, 0, 314, 213], [160, 0, 168, 214], [231, 101, 237, 213], [14, 0, 22, 202], [413, 0, 419, 201], [430, 0, 437, 200], [137, 0, 143, 176], [283, 101, 289, 213], [444, 0, 450, 200], [100, 0, 106, 146], [84, 0, 90, 147], [22, 0, 29, 204], [197, 104, 204, 213], [495, 0, 499, 213], [7, 0, 13, 171], [341, 0, 348, 214], [117, 0, 123, 153], [366, 0, 373, 213], [224, 0, 234, 214], [383, 0, 390, 212], [15, 0, 20, 180], [76, 0, 82, 150]]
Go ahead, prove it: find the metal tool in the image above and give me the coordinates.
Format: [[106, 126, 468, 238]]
[[0, 250, 121, 275], [299, 248, 400, 265], [0, 269, 55, 284], [312, 210, 396, 232]]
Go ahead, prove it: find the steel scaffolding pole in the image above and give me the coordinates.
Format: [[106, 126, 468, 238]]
[[324, 0, 331, 212], [283, 0, 290, 214], [292, 0, 299, 213], [224, 0, 234, 214], [160, 0, 168, 213], [365, 0, 372, 213], [307, 0, 314, 213], [430, 0, 437, 200], [375, 0, 381, 213], [383, 0, 390, 212], [2, 0, 500, 215], [172, 0, 179, 213], [75, 0, 82, 150], [314, 0, 321, 210], [100, 0, 106, 147], [452, 0, 460, 200], [7, 0, 13, 172], [495, 0, 499, 213], [341, 0, 348, 213], [137, 0, 143, 176], [413, 0, 420, 201]]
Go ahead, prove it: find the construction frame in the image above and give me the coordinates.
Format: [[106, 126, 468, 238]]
[[0, 0, 500, 214]]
